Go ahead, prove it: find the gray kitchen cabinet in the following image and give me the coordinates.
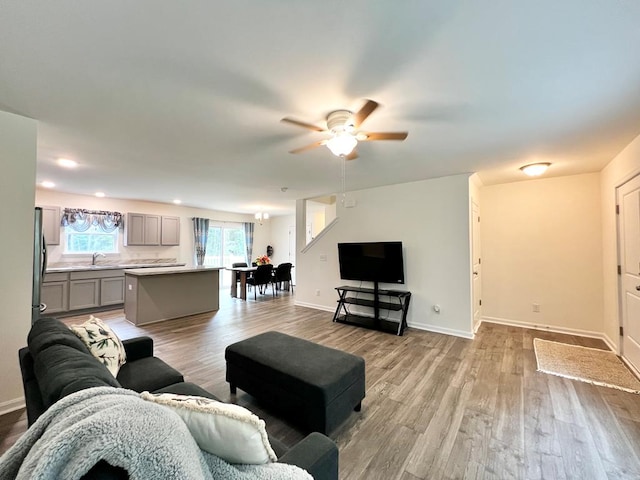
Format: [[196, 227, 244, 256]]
[[100, 276, 125, 305], [42, 272, 69, 314], [161, 216, 180, 245], [39, 205, 61, 245], [69, 279, 100, 310], [69, 269, 125, 310], [125, 213, 160, 246]]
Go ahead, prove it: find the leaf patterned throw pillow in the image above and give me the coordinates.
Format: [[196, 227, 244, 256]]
[[70, 315, 127, 377]]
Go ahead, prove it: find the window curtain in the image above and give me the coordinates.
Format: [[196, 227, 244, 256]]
[[192, 217, 210, 266], [61, 208, 122, 233], [243, 222, 254, 265]]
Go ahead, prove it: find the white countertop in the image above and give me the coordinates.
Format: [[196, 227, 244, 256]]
[[124, 265, 222, 276], [47, 263, 186, 273]]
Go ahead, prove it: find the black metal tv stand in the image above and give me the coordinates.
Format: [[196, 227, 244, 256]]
[[333, 283, 412, 336]]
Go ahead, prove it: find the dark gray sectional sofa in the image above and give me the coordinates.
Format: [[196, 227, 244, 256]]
[[18, 318, 338, 480]]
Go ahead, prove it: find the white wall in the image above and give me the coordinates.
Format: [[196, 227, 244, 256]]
[[481, 173, 604, 336], [601, 133, 640, 350], [0, 111, 37, 413], [35, 190, 269, 267], [269, 214, 295, 267], [295, 174, 474, 338]]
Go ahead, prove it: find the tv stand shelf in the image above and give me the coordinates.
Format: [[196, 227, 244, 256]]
[[333, 285, 411, 336]]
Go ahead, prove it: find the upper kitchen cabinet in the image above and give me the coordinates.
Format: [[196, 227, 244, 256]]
[[39, 205, 61, 245], [124, 213, 179, 246], [161, 216, 180, 246], [124, 213, 160, 246]]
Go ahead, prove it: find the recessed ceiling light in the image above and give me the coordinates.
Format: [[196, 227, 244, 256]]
[[57, 158, 77, 168], [95, 192, 105, 198], [520, 162, 551, 176], [173, 199, 182, 205], [41, 181, 55, 188]]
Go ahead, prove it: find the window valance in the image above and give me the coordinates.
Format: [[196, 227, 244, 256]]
[[61, 208, 123, 233]]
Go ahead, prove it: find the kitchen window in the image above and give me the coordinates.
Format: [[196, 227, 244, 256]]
[[61, 208, 122, 254], [65, 224, 119, 254]]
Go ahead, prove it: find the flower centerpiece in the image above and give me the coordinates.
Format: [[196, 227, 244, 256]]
[[255, 255, 270, 266]]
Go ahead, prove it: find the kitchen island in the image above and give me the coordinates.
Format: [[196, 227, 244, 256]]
[[124, 266, 221, 325]]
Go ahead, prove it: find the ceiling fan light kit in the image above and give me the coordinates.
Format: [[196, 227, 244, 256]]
[[281, 99, 408, 159], [520, 162, 551, 176], [326, 133, 358, 156]]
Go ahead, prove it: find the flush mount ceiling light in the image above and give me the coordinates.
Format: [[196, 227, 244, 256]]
[[41, 181, 55, 188], [57, 158, 77, 168], [520, 162, 551, 176], [95, 191, 105, 198], [255, 212, 269, 225]]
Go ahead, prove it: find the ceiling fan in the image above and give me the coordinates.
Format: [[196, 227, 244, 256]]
[[281, 99, 408, 160]]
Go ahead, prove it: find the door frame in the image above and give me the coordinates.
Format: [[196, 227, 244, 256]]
[[471, 200, 482, 333], [616, 171, 640, 373]]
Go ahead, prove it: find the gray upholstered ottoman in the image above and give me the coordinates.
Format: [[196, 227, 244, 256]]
[[225, 331, 365, 435]]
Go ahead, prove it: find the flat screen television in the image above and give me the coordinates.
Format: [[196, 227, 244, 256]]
[[337, 241, 405, 284]]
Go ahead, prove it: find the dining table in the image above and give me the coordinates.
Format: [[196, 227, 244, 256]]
[[226, 265, 257, 300], [226, 264, 294, 300]]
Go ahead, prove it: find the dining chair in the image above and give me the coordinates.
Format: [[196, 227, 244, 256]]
[[274, 263, 294, 293], [231, 262, 247, 282], [246, 264, 275, 300], [232, 262, 252, 292]]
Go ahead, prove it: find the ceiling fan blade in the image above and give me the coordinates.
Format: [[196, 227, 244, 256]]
[[345, 149, 359, 161], [289, 141, 326, 154], [352, 99, 379, 128], [362, 132, 408, 141], [281, 117, 326, 132]]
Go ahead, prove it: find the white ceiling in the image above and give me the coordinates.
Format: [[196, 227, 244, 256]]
[[1, 1, 639, 216]]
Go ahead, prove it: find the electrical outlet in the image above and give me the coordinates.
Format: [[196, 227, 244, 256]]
[[532, 303, 540, 313], [128, 284, 133, 291], [319, 254, 327, 262], [315, 289, 320, 296]]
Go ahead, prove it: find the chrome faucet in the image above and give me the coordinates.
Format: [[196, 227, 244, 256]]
[[92, 252, 106, 265]]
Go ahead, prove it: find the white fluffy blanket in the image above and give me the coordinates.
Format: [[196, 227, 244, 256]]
[[0, 387, 311, 480]]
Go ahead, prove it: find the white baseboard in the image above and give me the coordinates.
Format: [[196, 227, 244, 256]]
[[0, 397, 25, 416], [293, 301, 335, 313], [295, 302, 475, 339], [481, 316, 617, 350], [601, 333, 618, 353], [407, 322, 474, 340], [621, 356, 640, 378]]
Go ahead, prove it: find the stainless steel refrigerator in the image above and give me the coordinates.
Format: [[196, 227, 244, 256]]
[[32, 207, 48, 324]]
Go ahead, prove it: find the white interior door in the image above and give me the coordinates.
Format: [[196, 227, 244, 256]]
[[472, 201, 482, 332], [618, 174, 640, 370]]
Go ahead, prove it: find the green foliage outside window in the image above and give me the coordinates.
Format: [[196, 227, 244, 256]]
[[65, 225, 118, 253], [204, 225, 245, 267]]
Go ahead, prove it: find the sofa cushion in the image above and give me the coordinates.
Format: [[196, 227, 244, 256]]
[[116, 356, 183, 392], [28, 317, 89, 357], [153, 381, 221, 401], [33, 344, 120, 408], [69, 316, 127, 377], [141, 391, 277, 465]]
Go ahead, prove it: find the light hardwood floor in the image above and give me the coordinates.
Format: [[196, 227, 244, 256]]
[[2, 291, 640, 479]]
